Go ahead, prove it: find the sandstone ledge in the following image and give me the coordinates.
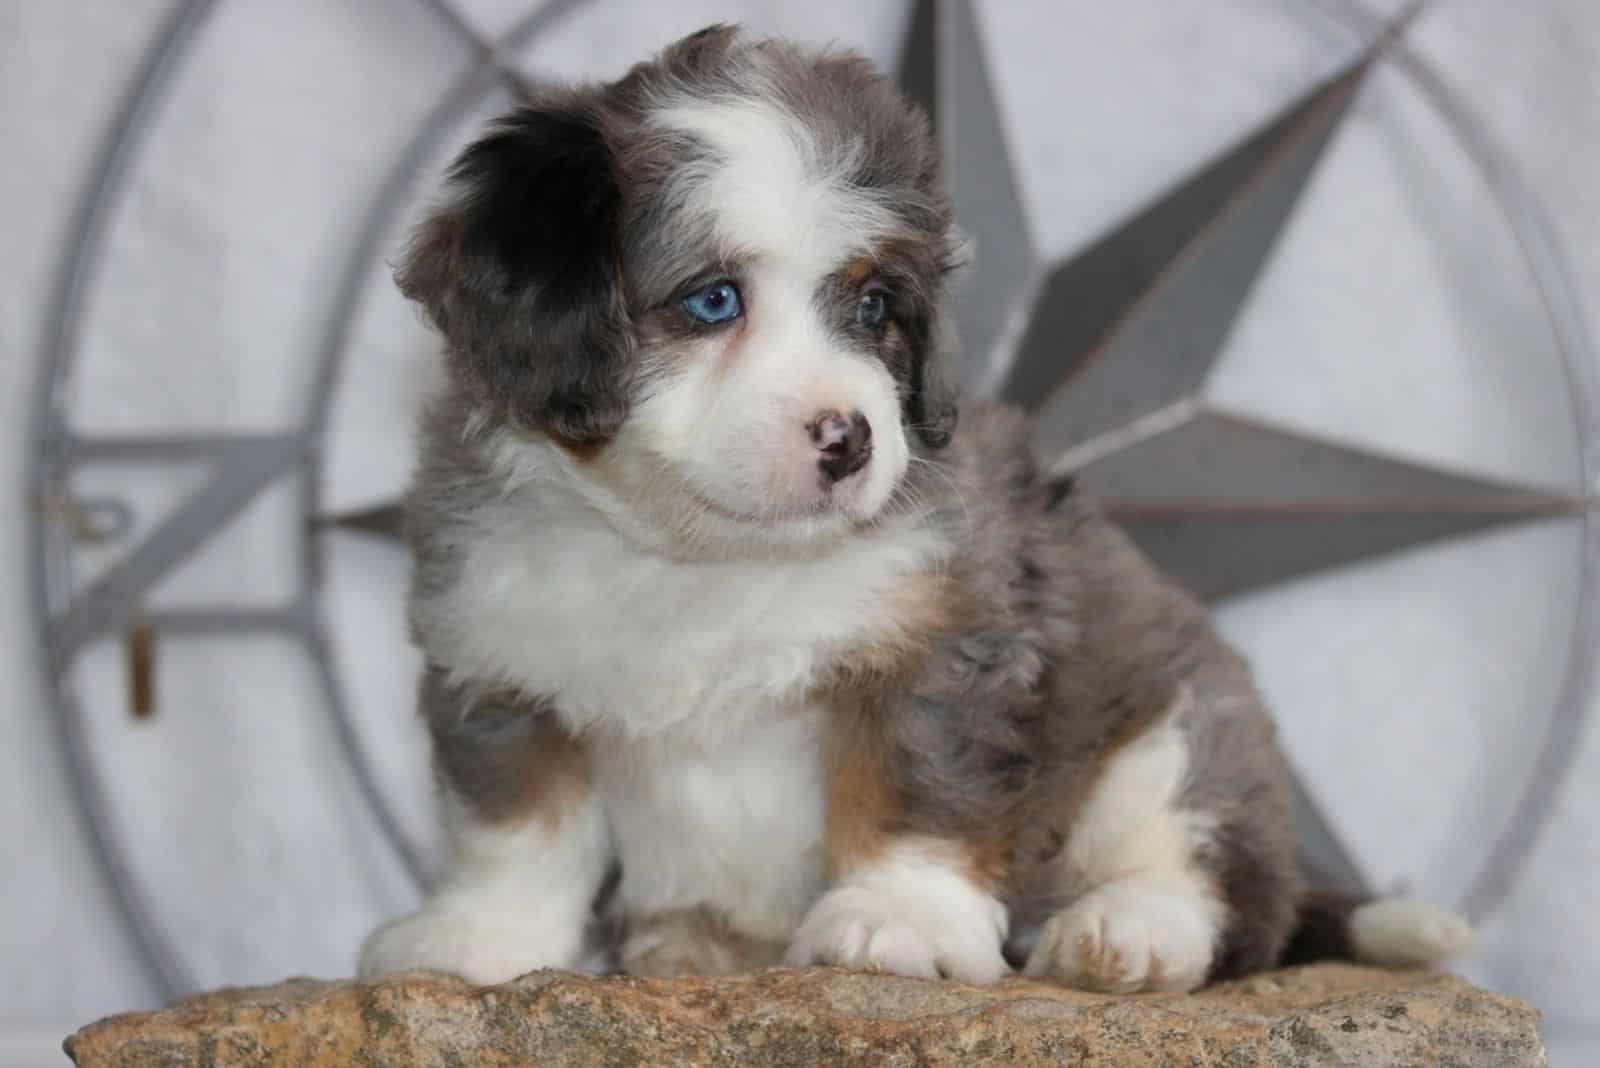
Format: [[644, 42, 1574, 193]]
[[65, 962, 1544, 1067]]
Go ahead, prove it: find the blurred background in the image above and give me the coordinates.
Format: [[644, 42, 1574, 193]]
[[3, 0, 1597, 1064]]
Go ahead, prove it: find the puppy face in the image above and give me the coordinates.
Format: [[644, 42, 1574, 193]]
[[400, 26, 961, 555]]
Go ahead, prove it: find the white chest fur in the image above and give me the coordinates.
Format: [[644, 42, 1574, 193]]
[[595, 709, 827, 939], [431, 482, 945, 742]]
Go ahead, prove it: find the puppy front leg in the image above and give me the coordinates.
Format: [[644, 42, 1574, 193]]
[[787, 838, 1010, 983], [360, 678, 610, 984], [786, 724, 1010, 984]]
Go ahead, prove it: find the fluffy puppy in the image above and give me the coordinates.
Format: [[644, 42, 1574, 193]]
[[360, 25, 1471, 991]]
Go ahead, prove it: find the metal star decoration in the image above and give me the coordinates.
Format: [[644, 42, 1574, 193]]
[[901, 0, 1578, 601], [29, 0, 1596, 999]]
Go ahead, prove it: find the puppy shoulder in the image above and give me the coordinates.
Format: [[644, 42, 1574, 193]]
[[947, 401, 1037, 493], [403, 390, 534, 647]]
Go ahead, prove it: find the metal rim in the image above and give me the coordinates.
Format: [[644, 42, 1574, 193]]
[[28, 0, 223, 1000], [26, 0, 591, 999], [1311, 0, 1600, 925]]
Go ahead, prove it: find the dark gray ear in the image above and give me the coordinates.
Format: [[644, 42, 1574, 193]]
[[911, 308, 961, 449], [909, 230, 967, 449], [398, 102, 632, 445]]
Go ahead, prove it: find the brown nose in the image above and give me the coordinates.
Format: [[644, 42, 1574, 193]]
[[809, 409, 873, 483]]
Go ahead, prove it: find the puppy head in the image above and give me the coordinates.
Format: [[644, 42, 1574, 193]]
[[400, 25, 962, 554]]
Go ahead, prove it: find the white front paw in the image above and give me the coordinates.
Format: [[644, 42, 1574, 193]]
[[786, 883, 1009, 984], [1024, 882, 1217, 993], [358, 905, 585, 985]]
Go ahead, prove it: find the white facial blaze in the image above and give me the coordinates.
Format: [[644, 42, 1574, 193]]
[[652, 95, 899, 278], [614, 93, 910, 541]]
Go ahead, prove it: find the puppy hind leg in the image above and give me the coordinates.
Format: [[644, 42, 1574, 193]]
[[1024, 878, 1220, 992], [1023, 712, 1229, 993]]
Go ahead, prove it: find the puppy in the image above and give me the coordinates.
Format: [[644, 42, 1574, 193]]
[[359, 25, 1471, 991]]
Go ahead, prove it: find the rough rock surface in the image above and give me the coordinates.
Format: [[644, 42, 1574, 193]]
[[65, 963, 1544, 1067]]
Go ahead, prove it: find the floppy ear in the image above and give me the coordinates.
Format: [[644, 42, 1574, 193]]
[[397, 102, 632, 445], [908, 228, 967, 449], [910, 309, 960, 449]]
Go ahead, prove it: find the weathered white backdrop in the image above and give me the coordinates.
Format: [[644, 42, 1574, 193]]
[[3, 1, 1597, 1063]]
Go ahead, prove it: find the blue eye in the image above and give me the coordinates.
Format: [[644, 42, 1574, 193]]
[[681, 280, 743, 324], [857, 290, 889, 328]]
